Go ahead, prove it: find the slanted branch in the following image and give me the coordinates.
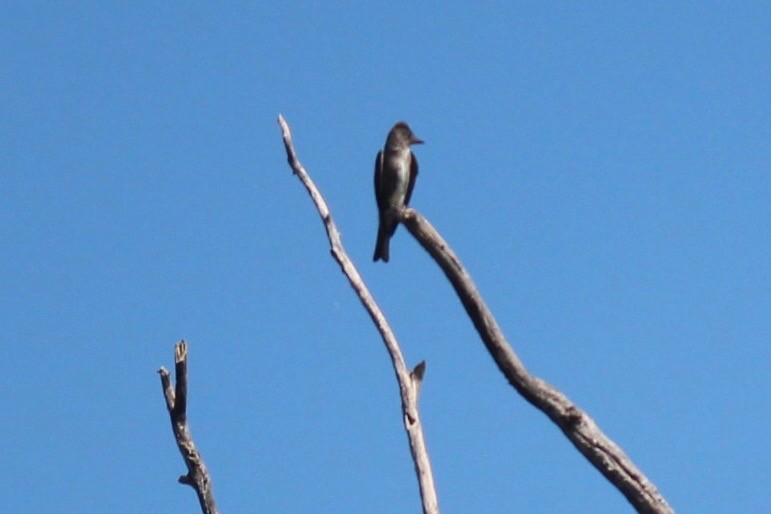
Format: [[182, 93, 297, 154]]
[[278, 115, 440, 514], [401, 208, 674, 514]]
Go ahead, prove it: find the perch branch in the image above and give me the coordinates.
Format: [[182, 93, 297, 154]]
[[158, 341, 218, 514], [277, 115, 440, 514], [401, 208, 673, 514]]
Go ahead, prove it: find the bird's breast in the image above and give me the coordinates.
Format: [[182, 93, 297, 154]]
[[381, 150, 411, 206]]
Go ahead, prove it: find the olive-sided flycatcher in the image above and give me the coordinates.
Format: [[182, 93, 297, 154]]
[[373, 121, 423, 262]]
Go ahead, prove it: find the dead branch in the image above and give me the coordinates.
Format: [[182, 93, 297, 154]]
[[277, 115, 440, 514], [158, 341, 218, 514], [401, 208, 674, 514]]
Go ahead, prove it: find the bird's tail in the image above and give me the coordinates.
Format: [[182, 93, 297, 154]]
[[373, 223, 390, 262], [374, 209, 401, 263]]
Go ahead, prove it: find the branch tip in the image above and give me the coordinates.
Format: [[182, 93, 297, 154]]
[[411, 361, 427, 382], [175, 340, 187, 363]]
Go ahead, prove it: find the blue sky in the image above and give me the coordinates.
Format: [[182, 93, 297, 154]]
[[2, 3, 769, 513]]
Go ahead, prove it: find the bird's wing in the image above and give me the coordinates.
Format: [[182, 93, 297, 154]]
[[404, 151, 419, 206], [373, 150, 385, 211]]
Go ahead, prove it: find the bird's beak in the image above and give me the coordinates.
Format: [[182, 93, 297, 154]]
[[411, 137, 424, 145]]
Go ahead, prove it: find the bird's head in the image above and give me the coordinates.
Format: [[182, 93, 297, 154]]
[[387, 121, 424, 149]]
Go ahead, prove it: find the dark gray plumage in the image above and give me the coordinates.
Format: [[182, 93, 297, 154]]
[[373, 122, 423, 262]]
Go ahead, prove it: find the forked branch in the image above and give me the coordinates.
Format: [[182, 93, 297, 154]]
[[158, 341, 218, 514]]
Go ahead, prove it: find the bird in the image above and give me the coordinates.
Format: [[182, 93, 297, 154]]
[[373, 121, 424, 262]]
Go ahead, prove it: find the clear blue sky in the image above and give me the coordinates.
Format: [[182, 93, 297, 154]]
[[2, 3, 769, 513]]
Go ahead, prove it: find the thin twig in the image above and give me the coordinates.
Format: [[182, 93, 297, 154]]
[[158, 341, 219, 514], [277, 115, 440, 514], [401, 208, 674, 514]]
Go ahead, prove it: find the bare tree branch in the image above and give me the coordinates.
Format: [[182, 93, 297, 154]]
[[401, 208, 674, 514], [158, 341, 219, 514], [277, 115, 440, 514]]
